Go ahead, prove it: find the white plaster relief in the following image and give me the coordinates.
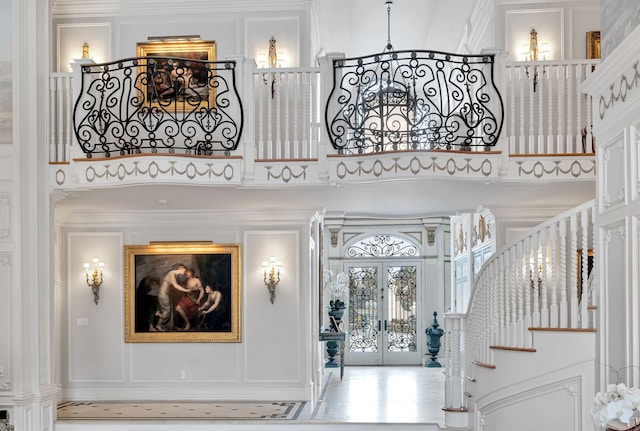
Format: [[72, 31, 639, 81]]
[[602, 140, 626, 208], [83, 160, 236, 183], [516, 159, 595, 179], [563, 383, 578, 398], [598, 61, 640, 120], [0, 193, 10, 239], [0, 380, 10, 391], [265, 165, 308, 182], [334, 156, 495, 180]]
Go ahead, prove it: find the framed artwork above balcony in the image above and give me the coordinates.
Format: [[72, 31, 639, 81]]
[[136, 39, 217, 108]]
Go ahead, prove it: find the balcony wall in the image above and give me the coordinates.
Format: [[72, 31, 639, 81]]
[[48, 53, 597, 191]]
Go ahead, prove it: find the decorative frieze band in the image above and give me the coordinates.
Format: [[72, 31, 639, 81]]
[[333, 155, 496, 180], [516, 160, 595, 179], [598, 61, 640, 121]]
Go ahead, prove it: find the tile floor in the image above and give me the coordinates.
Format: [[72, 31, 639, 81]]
[[56, 366, 447, 430]]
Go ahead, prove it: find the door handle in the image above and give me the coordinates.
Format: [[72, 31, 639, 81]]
[[378, 320, 381, 331], [384, 320, 387, 331]]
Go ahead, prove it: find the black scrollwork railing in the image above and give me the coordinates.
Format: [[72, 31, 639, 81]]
[[73, 57, 243, 158], [325, 50, 504, 154]]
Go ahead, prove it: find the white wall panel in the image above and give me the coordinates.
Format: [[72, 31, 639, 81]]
[[599, 133, 627, 213], [67, 232, 124, 383], [244, 230, 301, 382]]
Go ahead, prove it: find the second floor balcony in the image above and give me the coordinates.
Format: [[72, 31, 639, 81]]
[[48, 50, 598, 190]]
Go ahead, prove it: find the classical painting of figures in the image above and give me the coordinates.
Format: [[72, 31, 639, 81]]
[[124, 242, 241, 343], [136, 40, 216, 107]]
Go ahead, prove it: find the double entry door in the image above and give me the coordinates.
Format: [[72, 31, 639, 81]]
[[344, 261, 421, 365]]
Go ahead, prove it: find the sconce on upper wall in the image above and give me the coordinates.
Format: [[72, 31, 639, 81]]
[[84, 257, 104, 305], [262, 256, 281, 304], [257, 37, 286, 98], [82, 42, 90, 59], [520, 29, 550, 92]]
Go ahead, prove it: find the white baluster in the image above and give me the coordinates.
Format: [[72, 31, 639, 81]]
[[283, 72, 290, 159], [528, 65, 535, 154], [540, 228, 549, 327], [511, 246, 518, 347], [550, 222, 559, 327], [519, 66, 526, 154], [523, 236, 533, 348], [559, 217, 568, 327], [546, 64, 554, 154], [508, 67, 516, 154], [580, 209, 590, 328], [537, 65, 544, 154], [569, 213, 578, 327], [498, 254, 505, 346], [293, 71, 300, 158], [532, 232, 541, 328], [557, 65, 565, 153], [516, 242, 525, 347], [257, 73, 265, 159], [566, 64, 574, 153], [575, 64, 583, 153], [65, 76, 73, 162]]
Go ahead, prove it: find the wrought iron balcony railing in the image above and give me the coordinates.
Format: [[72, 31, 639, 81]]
[[325, 50, 504, 154], [73, 57, 243, 158]]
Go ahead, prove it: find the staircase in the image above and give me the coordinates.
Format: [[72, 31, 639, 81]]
[[444, 200, 597, 430]]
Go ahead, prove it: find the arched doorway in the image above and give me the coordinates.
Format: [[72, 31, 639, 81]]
[[323, 219, 450, 367]]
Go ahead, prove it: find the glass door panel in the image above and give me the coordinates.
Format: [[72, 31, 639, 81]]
[[346, 265, 381, 365], [345, 262, 421, 365]]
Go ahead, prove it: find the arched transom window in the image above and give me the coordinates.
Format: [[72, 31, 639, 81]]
[[345, 234, 421, 258]]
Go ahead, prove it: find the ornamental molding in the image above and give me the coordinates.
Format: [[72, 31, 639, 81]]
[[598, 61, 640, 121], [55, 158, 241, 187], [333, 155, 496, 180], [0, 380, 10, 392], [515, 159, 595, 179], [0, 194, 10, 240], [265, 165, 308, 183]]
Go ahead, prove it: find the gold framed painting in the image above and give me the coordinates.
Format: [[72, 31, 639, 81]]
[[136, 39, 217, 107], [587, 31, 601, 59], [124, 242, 241, 343]]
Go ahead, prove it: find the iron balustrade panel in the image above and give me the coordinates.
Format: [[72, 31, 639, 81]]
[[73, 57, 243, 158], [325, 50, 504, 154]]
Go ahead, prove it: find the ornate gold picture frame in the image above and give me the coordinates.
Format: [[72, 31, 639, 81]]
[[124, 242, 241, 343], [136, 39, 217, 107], [586, 31, 601, 59]]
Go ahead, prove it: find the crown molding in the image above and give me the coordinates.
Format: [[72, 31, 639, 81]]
[[52, 0, 313, 18]]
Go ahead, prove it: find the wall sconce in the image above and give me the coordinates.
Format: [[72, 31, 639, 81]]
[[82, 42, 90, 59], [84, 257, 104, 305], [257, 37, 286, 98], [520, 29, 550, 92], [262, 256, 281, 304]]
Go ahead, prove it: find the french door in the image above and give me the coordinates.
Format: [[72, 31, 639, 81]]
[[344, 261, 422, 365]]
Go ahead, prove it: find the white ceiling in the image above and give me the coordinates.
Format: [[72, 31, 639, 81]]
[[54, 178, 595, 221]]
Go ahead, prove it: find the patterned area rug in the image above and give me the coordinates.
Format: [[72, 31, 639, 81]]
[[57, 401, 306, 421]]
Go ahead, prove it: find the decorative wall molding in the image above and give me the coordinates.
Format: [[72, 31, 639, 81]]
[[513, 159, 595, 179], [0, 380, 10, 392], [0, 194, 10, 240], [598, 61, 640, 121], [54, 157, 242, 187], [601, 137, 626, 210], [52, 0, 312, 18], [265, 165, 308, 183], [331, 153, 498, 182]]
